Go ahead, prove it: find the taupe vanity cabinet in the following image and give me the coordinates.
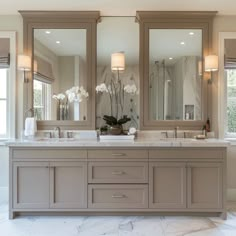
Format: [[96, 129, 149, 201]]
[[49, 161, 87, 209], [13, 161, 87, 210], [13, 161, 50, 209], [9, 146, 226, 219], [187, 162, 223, 209], [149, 162, 187, 209], [10, 148, 87, 216]]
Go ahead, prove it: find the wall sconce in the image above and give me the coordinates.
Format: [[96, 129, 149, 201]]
[[18, 54, 31, 83], [111, 52, 125, 71], [204, 55, 218, 84], [111, 52, 125, 83]]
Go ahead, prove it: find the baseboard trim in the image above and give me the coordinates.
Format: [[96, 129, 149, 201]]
[[0, 187, 8, 203]]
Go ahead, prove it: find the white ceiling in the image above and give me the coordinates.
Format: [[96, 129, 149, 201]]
[[1, 0, 236, 15], [34, 29, 87, 59], [149, 29, 202, 65]]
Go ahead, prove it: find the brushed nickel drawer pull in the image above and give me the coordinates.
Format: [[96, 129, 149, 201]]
[[112, 153, 126, 156], [112, 194, 126, 198], [112, 171, 124, 175]]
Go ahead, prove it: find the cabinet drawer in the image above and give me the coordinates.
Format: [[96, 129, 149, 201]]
[[11, 148, 87, 159], [88, 162, 148, 183], [88, 184, 148, 209], [88, 149, 148, 159], [149, 148, 224, 159]]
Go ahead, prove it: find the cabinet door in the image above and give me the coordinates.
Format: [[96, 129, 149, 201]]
[[187, 162, 222, 209], [149, 162, 186, 209], [49, 162, 87, 208], [13, 162, 49, 209]]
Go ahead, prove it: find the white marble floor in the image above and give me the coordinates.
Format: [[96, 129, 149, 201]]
[[1, 202, 236, 236]]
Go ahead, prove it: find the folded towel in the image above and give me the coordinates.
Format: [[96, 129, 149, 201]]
[[24, 117, 37, 136]]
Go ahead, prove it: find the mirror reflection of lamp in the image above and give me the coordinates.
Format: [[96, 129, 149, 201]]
[[111, 52, 125, 80], [204, 55, 218, 84], [17, 54, 31, 83]]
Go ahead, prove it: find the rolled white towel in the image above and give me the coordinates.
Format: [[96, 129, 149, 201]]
[[24, 117, 37, 136]]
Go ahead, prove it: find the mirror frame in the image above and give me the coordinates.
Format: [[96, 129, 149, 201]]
[[136, 11, 217, 130], [20, 11, 100, 130]]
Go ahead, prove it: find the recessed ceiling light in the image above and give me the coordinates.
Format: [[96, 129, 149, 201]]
[[189, 32, 194, 36], [56, 41, 61, 44], [180, 41, 185, 45], [169, 57, 173, 60], [45, 31, 51, 34]]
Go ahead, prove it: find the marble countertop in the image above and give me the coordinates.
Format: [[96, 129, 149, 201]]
[[5, 137, 230, 148]]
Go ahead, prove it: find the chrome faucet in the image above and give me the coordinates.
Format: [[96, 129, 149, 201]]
[[54, 126, 61, 138], [174, 126, 179, 138]]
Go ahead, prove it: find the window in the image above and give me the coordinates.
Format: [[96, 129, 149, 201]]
[[225, 69, 236, 137], [0, 32, 16, 139], [33, 79, 52, 120], [0, 69, 8, 138]]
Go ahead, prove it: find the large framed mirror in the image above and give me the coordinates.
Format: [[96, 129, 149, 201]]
[[137, 11, 217, 130], [20, 11, 100, 130]]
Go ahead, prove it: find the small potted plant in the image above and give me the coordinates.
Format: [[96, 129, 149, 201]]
[[103, 115, 131, 135]]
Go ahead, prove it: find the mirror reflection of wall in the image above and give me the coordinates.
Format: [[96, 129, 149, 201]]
[[33, 29, 88, 121], [96, 17, 140, 129], [149, 29, 203, 121]]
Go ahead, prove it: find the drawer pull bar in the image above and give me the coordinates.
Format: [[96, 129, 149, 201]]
[[112, 171, 124, 175], [112, 194, 126, 198], [112, 153, 126, 156]]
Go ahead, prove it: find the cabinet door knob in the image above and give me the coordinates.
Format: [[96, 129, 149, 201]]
[[112, 194, 126, 198], [112, 171, 124, 175]]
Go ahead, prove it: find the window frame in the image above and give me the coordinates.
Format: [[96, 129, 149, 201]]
[[219, 32, 236, 139], [0, 32, 16, 140]]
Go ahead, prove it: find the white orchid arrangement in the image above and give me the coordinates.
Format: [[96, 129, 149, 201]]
[[96, 78, 138, 121], [96, 83, 138, 95], [124, 84, 139, 95], [66, 86, 89, 103], [52, 93, 66, 101]]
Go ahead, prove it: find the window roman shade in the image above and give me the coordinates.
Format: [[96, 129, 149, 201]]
[[34, 55, 54, 84], [225, 39, 236, 69], [0, 38, 10, 68]]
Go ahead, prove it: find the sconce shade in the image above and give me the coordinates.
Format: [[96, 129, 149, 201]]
[[205, 55, 218, 72], [18, 54, 31, 71], [111, 52, 125, 71]]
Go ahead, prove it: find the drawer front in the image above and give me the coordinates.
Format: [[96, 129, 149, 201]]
[[11, 148, 87, 159], [88, 162, 148, 183], [149, 148, 224, 159], [88, 184, 148, 209], [88, 149, 148, 159]]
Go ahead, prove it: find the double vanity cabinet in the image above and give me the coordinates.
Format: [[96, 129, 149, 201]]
[[8, 142, 227, 219]]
